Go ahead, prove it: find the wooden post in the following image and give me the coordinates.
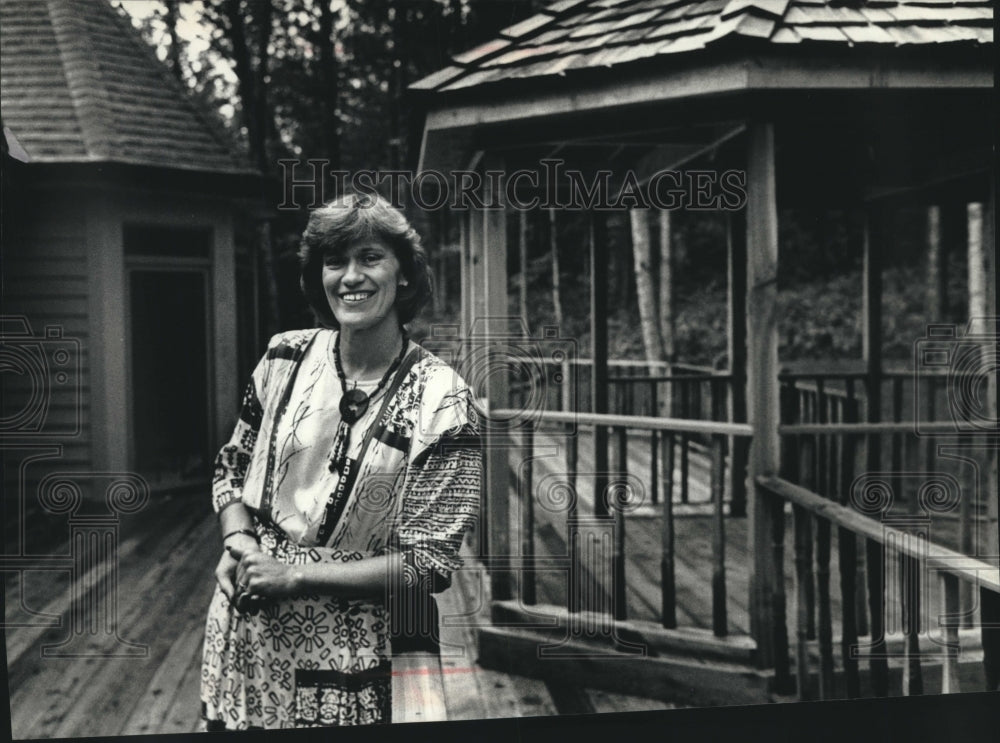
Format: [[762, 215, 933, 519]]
[[661, 432, 677, 629], [658, 209, 675, 368], [521, 424, 536, 606], [518, 210, 530, 334], [940, 572, 961, 693], [745, 121, 782, 669], [590, 213, 610, 517], [711, 434, 728, 637], [727, 211, 749, 517], [614, 426, 628, 621], [481, 155, 512, 606], [974, 188, 999, 690]]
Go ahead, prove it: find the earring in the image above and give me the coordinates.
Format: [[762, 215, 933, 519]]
[[399, 280, 408, 287]]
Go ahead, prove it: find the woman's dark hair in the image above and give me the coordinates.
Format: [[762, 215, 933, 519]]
[[298, 192, 432, 328]]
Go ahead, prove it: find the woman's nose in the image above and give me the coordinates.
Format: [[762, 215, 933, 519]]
[[342, 259, 363, 283]]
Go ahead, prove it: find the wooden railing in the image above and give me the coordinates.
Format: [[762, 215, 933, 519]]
[[491, 409, 752, 639], [765, 397, 999, 699], [510, 362, 743, 512], [758, 469, 999, 700], [779, 370, 993, 636]]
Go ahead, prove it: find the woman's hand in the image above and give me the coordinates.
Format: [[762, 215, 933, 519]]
[[215, 534, 261, 603], [229, 545, 301, 603]]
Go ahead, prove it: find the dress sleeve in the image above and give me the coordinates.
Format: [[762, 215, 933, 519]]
[[394, 383, 482, 588], [211, 350, 268, 514]]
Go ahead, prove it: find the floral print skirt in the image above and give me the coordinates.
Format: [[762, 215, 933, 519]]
[[200, 546, 392, 728]]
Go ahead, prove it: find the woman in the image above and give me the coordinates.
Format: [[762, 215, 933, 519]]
[[200, 192, 481, 728]]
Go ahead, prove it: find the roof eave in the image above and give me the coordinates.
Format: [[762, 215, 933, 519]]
[[417, 46, 993, 172]]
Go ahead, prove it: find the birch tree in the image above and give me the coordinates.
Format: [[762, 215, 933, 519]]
[[630, 209, 665, 365]]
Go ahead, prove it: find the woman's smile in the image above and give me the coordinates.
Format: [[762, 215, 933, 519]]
[[322, 239, 402, 331], [339, 290, 374, 303]]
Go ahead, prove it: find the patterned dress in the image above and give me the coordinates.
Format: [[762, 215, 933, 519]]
[[201, 328, 481, 728]]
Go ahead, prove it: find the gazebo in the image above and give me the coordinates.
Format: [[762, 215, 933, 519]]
[[412, 0, 996, 703]]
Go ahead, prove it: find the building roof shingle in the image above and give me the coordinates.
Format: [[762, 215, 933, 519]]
[[412, 0, 993, 93], [0, 0, 255, 174]]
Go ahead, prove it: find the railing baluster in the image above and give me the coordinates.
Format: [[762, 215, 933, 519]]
[[711, 434, 727, 637], [566, 419, 579, 615], [891, 377, 903, 510], [614, 426, 628, 621], [866, 536, 889, 696], [799, 432, 818, 650], [924, 376, 936, 473], [661, 431, 676, 629], [816, 519, 834, 698], [774, 380, 796, 694], [650, 381, 659, 506], [901, 552, 922, 695], [793, 500, 813, 701], [679, 381, 690, 505], [730, 372, 747, 518], [649, 429, 659, 508], [521, 422, 536, 606], [940, 572, 961, 693], [771, 491, 793, 694], [679, 432, 690, 504]]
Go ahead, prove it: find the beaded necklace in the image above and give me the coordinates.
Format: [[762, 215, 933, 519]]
[[328, 329, 408, 473]]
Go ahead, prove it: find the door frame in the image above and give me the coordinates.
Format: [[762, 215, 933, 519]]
[[123, 254, 215, 482]]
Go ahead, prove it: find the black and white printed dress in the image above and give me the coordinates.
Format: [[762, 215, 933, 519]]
[[200, 328, 481, 728]]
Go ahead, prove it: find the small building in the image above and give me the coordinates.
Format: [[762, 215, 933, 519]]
[[1, 0, 263, 499]]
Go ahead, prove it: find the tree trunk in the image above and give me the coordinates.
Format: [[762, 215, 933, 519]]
[[549, 208, 563, 333], [317, 0, 341, 170], [657, 209, 675, 363], [164, 0, 183, 83], [218, 0, 281, 336], [968, 203, 986, 325], [630, 209, 665, 365], [519, 210, 530, 334], [926, 205, 946, 321]]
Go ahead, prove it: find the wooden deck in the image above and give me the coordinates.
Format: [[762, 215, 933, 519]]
[[2, 490, 676, 738], [4, 428, 988, 737]]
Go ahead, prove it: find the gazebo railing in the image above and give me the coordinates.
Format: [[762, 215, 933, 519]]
[[490, 409, 752, 641], [758, 469, 999, 700], [766, 412, 999, 700]]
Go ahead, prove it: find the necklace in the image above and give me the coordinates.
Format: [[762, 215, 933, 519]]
[[328, 330, 408, 475], [333, 329, 409, 424]]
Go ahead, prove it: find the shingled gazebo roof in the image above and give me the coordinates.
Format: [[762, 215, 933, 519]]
[[0, 0, 254, 175], [413, 0, 993, 176], [413, 0, 993, 94]]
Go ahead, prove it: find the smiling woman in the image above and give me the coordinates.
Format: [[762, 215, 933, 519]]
[[200, 193, 480, 729]]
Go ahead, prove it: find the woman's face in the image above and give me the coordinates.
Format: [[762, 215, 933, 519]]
[[322, 238, 404, 333]]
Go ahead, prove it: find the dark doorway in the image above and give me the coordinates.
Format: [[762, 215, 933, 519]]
[[129, 269, 211, 485]]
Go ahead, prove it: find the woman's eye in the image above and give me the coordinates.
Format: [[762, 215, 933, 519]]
[[324, 255, 345, 268], [362, 253, 382, 264]]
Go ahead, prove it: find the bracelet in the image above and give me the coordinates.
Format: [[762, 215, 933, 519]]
[[223, 528, 259, 543]]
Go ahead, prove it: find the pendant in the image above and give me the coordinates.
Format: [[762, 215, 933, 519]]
[[339, 388, 370, 424]]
